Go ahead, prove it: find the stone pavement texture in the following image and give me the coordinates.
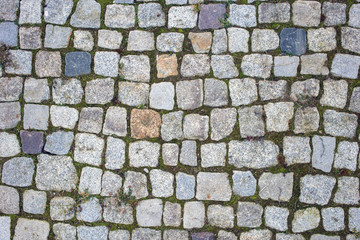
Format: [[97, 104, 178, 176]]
[[0, 0, 360, 239]]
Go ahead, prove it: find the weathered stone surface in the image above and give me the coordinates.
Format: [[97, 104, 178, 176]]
[[334, 141, 359, 171], [101, 171, 122, 197], [312, 135, 336, 173], [280, 28, 307, 56], [168, 6, 198, 28], [294, 107, 319, 134], [218, 231, 237, 240], [105, 4, 135, 28], [240, 230, 272, 240], [5, 50, 32, 75], [180, 140, 197, 166], [150, 82, 175, 110], [292, 1, 321, 27], [349, 208, 360, 232], [349, 87, 360, 113], [259, 172, 293, 202], [150, 169, 174, 197], [284, 136, 311, 165], [19, 0, 42, 24], [237, 202, 263, 228], [131, 109, 161, 139], [161, 111, 183, 141], [265, 206, 289, 231], [132, 228, 160, 240], [162, 143, 179, 166], [349, 4, 360, 28], [2, 157, 34, 187], [53, 78, 84, 104], [259, 3, 290, 23], [322, 207, 345, 231], [24, 78, 49, 103], [123, 171, 148, 199], [109, 230, 130, 240], [0, 216, 11, 240], [19, 27, 42, 49], [176, 79, 203, 110], [181, 54, 210, 77], [156, 54, 178, 78], [334, 177, 360, 205], [70, 0, 101, 28], [264, 102, 294, 132], [211, 55, 238, 79], [73, 30, 94, 51], [299, 174, 336, 205], [0, 22, 18, 47], [0, 102, 20, 130], [85, 78, 114, 105], [44, 131, 73, 155], [36, 154, 78, 191], [204, 79, 228, 107], [323, 110, 358, 138], [19, 130, 43, 154], [331, 54, 360, 79], [53, 223, 76, 240], [23, 104, 49, 130], [23, 190, 46, 214], [201, 143, 226, 167], [274, 56, 299, 77], [120, 55, 150, 82], [198, 4, 226, 30], [44, 0, 73, 25], [118, 82, 149, 107], [35, 51, 62, 78], [184, 201, 205, 229], [94, 52, 119, 77], [308, 28, 336, 52], [127, 30, 154, 51], [77, 197, 102, 222], [0, 132, 20, 157], [50, 197, 75, 221], [65, 52, 91, 77], [207, 205, 234, 228], [276, 234, 306, 240], [212, 29, 227, 54], [300, 54, 329, 75], [44, 25, 72, 49], [291, 78, 320, 102], [0, 185, 19, 214], [342, 27, 360, 55], [183, 114, 209, 141], [238, 105, 265, 138], [176, 172, 195, 200], [229, 78, 257, 106], [210, 108, 236, 140], [252, 29, 279, 52], [103, 107, 127, 137], [259, 80, 287, 101], [292, 207, 320, 233], [14, 218, 49, 240], [138, 3, 165, 27], [98, 30, 122, 49], [136, 199, 163, 227], [241, 54, 272, 78], [232, 171, 256, 197], [321, 80, 348, 109], [0, 0, 18, 21], [189, 32, 212, 53], [50, 106, 79, 129], [229, 4, 256, 27], [77, 226, 108, 240], [78, 107, 103, 134], [163, 202, 181, 227], [74, 133, 104, 166], [164, 230, 188, 240], [227, 27, 249, 53], [79, 167, 102, 195], [156, 32, 184, 52], [322, 2, 346, 26], [196, 172, 231, 201]]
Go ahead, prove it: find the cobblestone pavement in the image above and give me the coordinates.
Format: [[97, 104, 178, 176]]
[[0, 0, 360, 239]]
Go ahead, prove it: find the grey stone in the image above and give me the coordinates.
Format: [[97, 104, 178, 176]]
[[181, 54, 210, 77], [78, 107, 103, 134], [308, 28, 336, 52], [276, 234, 306, 240], [310, 235, 340, 240], [85, 78, 114, 105], [176, 79, 203, 110], [176, 172, 195, 200], [184, 201, 205, 229], [132, 228, 160, 240], [109, 230, 130, 240], [180, 140, 197, 166], [105, 4, 135, 28], [164, 230, 188, 240], [331, 54, 360, 79], [312, 135, 336, 173], [183, 114, 209, 141], [0, 77, 23, 102], [207, 205, 234, 228], [118, 82, 149, 107], [274, 56, 299, 77], [2, 157, 34, 187], [50, 197, 75, 221], [94, 52, 119, 77], [241, 54, 272, 78], [232, 171, 256, 197], [349, 4, 360, 28], [50, 106, 79, 129], [136, 199, 163, 227], [5, 50, 32, 75], [77, 197, 102, 222], [229, 140, 279, 169], [98, 30, 122, 49], [240, 230, 272, 240], [138, 3, 165, 27], [322, 2, 346, 26], [264, 102, 294, 132], [23, 104, 49, 130], [44, 25, 72, 49], [0, 186, 19, 214], [237, 202, 263, 228], [218, 231, 237, 240], [292, 1, 321, 27], [163, 202, 181, 227], [44, 0, 73, 25], [299, 174, 336, 205], [123, 171, 148, 199], [103, 107, 127, 137], [201, 143, 226, 167], [300, 54, 329, 75], [162, 143, 179, 166], [0, 216, 10, 240], [101, 171, 122, 197], [150, 169, 174, 197], [19, 0, 42, 24], [229, 4, 256, 27], [321, 80, 348, 109], [210, 108, 237, 140], [73, 30, 94, 51], [292, 207, 320, 233], [168, 6, 198, 28], [334, 141, 359, 171], [129, 141, 160, 167], [238, 105, 265, 138], [77, 226, 108, 240], [259, 80, 287, 101], [349, 208, 360, 232], [19, 130, 43, 154], [79, 166, 102, 195], [53, 223, 76, 240], [229, 78, 257, 106], [127, 31, 154, 51], [196, 172, 231, 201], [35, 51, 62, 77], [36, 154, 78, 191], [265, 206, 289, 231], [74, 133, 104, 166], [24, 78, 49, 103], [334, 177, 360, 205], [156, 32, 184, 52], [211, 55, 238, 79], [0, 132, 20, 157], [19, 27, 42, 49], [65, 52, 91, 77], [252, 29, 279, 52], [284, 136, 311, 165], [23, 190, 46, 214], [291, 78, 320, 102], [0, 0, 18, 21], [14, 219, 49, 240], [259, 172, 293, 202], [103, 198, 133, 224], [228, 27, 249, 53], [322, 207, 345, 231], [324, 110, 358, 138], [204, 78, 228, 107], [150, 82, 175, 110], [259, 3, 290, 23], [0, 22, 18, 47], [350, 87, 360, 113], [161, 111, 183, 141], [120, 55, 150, 82], [212, 29, 227, 54], [44, 131, 73, 155], [198, 4, 226, 30], [70, 0, 100, 28], [280, 28, 307, 56]]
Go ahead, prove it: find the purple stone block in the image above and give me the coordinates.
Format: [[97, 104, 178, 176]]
[[20, 130, 44, 154], [191, 232, 215, 240], [198, 4, 226, 30]]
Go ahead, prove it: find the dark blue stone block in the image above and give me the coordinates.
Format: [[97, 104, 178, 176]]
[[20, 130, 44, 154], [191, 232, 215, 240], [65, 51, 91, 77], [198, 4, 226, 30], [280, 28, 307, 56]]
